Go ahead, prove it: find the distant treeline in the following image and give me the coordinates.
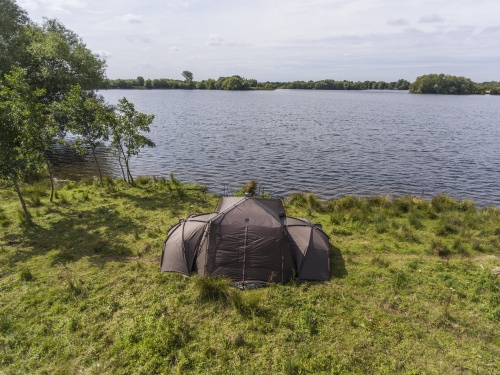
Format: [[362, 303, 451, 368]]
[[101, 73, 500, 95], [100, 75, 411, 91]]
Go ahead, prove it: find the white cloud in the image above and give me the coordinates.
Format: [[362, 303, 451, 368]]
[[124, 35, 152, 43], [121, 13, 142, 24], [387, 18, 409, 27], [419, 14, 446, 24], [169, 46, 182, 52], [206, 34, 235, 46], [20, 0, 85, 13]]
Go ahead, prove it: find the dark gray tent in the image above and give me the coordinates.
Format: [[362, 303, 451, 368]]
[[160, 196, 330, 284]]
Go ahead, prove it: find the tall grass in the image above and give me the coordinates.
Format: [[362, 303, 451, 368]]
[[1, 181, 499, 374]]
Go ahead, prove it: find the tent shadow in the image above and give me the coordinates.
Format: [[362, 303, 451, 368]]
[[330, 244, 348, 278]]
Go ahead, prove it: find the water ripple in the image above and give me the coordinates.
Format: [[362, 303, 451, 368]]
[[54, 90, 500, 207]]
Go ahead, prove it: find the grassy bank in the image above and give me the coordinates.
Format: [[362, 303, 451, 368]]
[[0, 178, 499, 374]]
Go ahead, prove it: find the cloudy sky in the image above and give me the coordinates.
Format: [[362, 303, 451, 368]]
[[19, 0, 500, 82]]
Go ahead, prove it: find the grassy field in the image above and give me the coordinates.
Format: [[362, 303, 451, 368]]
[[0, 177, 499, 374]]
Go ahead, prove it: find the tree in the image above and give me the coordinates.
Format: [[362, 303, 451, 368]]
[[0, 67, 55, 219], [409, 74, 479, 94], [182, 70, 193, 88], [0, 0, 30, 80], [136, 76, 144, 86], [23, 18, 106, 101], [221, 76, 244, 90], [109, 98, 155, 184], [57, 84, 112, 184], [182, 70, 193, 82]]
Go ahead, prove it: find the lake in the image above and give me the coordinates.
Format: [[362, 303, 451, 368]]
[[54, 89, 500, 206]]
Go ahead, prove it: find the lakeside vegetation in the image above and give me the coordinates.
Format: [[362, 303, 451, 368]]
[[0, 177, 499, 374], [101, 74, 411, 92], [102, 73, 500, 95]]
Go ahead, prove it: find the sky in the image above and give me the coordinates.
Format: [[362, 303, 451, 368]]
[[19, 0, 500, 82]]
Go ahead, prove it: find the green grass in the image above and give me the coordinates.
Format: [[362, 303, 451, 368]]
[[0, 181, 499, 374]]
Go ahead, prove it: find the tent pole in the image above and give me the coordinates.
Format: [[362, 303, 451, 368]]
[[243, 224, 248, 284]]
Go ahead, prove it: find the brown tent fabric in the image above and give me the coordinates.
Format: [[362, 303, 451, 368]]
[[161, 197, 330, 284], [284, 217, 330, 281]]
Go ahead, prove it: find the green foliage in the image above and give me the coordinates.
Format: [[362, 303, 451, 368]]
[[409, 74, 480, 95], [0, 0, 30, 79], [23, 18, 106, 100], [109, 97, 155, 184]]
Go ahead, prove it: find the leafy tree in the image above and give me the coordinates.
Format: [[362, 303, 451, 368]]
[[221, 76, 246, 90], [57, 84, 112, 184], [395, 79, 410, 90], [409, 74, 479, 95], [0, 67, 56, 218], [205, 78, 216, 90], [0, 0, 30, 80], [23, 18, 106, 101], [109, 98, 155, 184], [182, 70, 193, 88], [182, 70, 193, 82], [136, 76, 144, 86], [145, 79, 152, 89]]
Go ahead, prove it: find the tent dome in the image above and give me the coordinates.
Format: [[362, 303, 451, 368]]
[[160, 196, 330, 284]]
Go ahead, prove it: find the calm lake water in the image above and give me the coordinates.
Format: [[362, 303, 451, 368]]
[[55, 89, 500, 206]]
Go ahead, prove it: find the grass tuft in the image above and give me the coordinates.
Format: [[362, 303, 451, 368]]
[[194, 276, 231, 302], [19, 268, 34, 281], [431, 195, 458, 212]]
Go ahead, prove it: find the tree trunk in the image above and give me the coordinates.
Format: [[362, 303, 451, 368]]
[[117, 153, 127, 182], [12, 177, 31, 221], [47, 161, 55, 203], [91, 147, 104, 185], [124, 157, 134, 185], [117, 143, 133, 185]]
